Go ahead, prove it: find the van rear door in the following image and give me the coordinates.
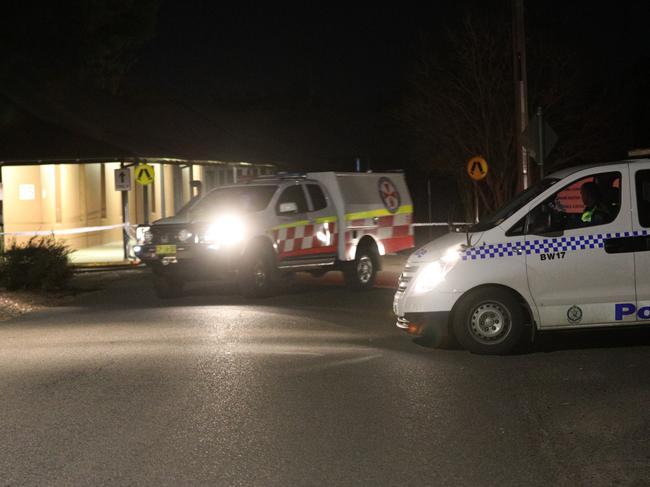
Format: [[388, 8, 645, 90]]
[[628, 162, 650, 322]]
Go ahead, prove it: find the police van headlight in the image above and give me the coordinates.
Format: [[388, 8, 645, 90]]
[[413, 246, 460, 294], [203, 215, 245, 246], [413, 261, 446, 294]]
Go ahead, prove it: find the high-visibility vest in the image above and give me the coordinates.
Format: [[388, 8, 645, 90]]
[[581, 207, 595, 223]]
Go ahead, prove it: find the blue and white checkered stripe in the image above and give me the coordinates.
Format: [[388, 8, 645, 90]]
[[461, 230, 649, 261]]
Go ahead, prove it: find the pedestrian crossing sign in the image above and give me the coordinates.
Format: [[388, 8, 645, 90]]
[[135, 164, 155, 185], [467, 156, 488, 181]]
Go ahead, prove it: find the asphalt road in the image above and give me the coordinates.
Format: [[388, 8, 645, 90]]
[[1, 269, 650, 486]]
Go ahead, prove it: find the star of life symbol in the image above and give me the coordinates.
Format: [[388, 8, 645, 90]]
[[378, 177, 401, 214]]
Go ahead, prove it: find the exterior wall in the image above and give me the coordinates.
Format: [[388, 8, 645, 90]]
[[1, 163, 123, 250], [1, 161, 273, 253]]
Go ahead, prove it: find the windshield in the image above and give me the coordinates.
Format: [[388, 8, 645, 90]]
[[471, 178, 559, 232], [177, 185, 278, 220]]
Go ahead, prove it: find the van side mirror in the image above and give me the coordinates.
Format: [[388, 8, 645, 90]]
[[279, 202, 298, 214]]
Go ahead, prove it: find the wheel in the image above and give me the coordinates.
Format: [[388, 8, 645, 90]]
[[452, 287, 525, 355], [239, 246, 278, 298], [153, 274, 184, 299], [344, 246, 378, 290]]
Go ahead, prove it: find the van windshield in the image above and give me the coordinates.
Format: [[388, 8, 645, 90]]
[[177, 185, 278, 220], [471, 178, 559, 232]]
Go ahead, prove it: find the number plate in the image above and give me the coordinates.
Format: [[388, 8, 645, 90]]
[[155, 245, 177, 255]]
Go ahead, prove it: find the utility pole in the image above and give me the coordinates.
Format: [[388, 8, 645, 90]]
[[512, 0, 529, 192], [536, 106, 544, 179]]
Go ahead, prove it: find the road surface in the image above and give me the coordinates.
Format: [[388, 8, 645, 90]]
[[1, 269, 649, 486]]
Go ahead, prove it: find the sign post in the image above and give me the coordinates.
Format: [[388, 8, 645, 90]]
[[135, 163, 155, 225], [467, 156, 488, 223], [524, 109, 557, 181], [119, 163, 130, 260]]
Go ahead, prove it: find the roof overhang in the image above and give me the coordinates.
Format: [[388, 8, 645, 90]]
[[0, 156, 276, 168]]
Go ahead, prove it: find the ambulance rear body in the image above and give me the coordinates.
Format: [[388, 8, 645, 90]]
[[394, 159, 650, 354]]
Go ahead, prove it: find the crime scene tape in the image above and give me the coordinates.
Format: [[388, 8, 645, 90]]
[[0, 222, 471, 237], [0, 223, 134, 237], [410, 222, 471, 227]]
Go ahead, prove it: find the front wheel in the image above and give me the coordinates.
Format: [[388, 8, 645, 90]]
[[344, 247, 378, 290], [239, 248, 278, 298], [452, 288, 525, 355]]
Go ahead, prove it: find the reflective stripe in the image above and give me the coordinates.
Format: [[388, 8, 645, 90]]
[[581, 208, 594, 223], [345, 205, 413, 221], [315, 216, 337, 224], [272, 216, 337, 230], [273, 220, 311, 230], [461, 230, 649, 261]]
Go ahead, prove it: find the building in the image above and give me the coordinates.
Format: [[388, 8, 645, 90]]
[[0, 157, 275, 263]]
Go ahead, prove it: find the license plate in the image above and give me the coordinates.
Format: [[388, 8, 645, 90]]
[[156, 245, 177, 255]]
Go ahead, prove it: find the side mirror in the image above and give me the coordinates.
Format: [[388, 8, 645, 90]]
[[279, 202, 298, 214]]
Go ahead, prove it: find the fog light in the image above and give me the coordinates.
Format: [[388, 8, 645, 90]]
[[407, 323, 421, 335]]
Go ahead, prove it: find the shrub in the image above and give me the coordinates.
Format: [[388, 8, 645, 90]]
[[0, 236, 72, 291]]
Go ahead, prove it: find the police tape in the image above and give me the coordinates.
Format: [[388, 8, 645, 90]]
[[0, 221, 471, 237], [0, 223, 135, 237], [410, 222, 472, 227]]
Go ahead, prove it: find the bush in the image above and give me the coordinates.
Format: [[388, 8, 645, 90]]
[[0, 236, 72, 291]]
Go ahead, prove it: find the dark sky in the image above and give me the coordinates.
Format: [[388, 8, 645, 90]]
[[126, 1, 649, 167], [1, 1, 649, 169]]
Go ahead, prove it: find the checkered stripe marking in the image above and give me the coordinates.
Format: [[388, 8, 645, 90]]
[[345, 213, 414, 256], [271, 221, 337, 257], [461, 230, 649, 261]]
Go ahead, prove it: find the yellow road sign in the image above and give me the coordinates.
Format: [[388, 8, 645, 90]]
[[135, 164, 155, 185], [467, 156, 488, 181]]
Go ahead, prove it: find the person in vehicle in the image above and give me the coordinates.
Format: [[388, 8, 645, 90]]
[[580, 182, 609, 225]]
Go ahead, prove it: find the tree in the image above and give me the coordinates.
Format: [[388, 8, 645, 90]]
[[0, 1, 160, 95], [400, 9, 622, 219]]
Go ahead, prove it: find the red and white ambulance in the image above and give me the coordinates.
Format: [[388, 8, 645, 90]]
[[135, 172, 414, 298]]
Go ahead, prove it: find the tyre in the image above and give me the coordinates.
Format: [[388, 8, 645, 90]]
[[153, 274, 184, 299], [239, 246, 278, 298], [451, 287, 525, 355], [344, 245, 378, 290]]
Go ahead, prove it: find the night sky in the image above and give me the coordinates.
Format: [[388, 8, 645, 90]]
[[1, 1, 649, 172]]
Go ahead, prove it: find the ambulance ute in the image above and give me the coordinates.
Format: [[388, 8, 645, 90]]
[[135, 172, 413, 298]]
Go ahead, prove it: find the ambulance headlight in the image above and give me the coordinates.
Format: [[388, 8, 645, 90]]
[[203, 215, 245, 246]]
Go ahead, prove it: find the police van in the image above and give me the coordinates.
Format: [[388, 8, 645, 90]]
[[394, 159, 650, 354], [135, 172, 413, 298]]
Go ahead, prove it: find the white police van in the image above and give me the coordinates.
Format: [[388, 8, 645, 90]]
[[136, 172, 413, 298], [394, 159, 650, 354]]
